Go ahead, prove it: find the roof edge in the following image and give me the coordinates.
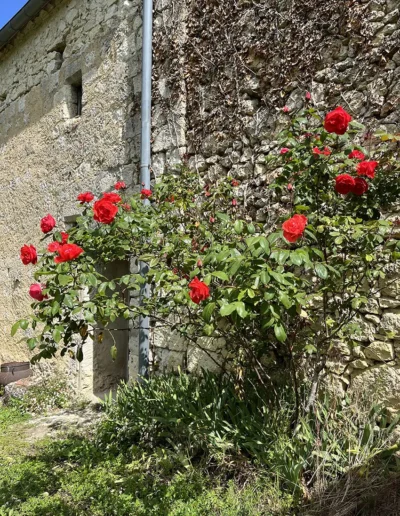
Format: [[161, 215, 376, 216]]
[[0, 0, 53, 52]]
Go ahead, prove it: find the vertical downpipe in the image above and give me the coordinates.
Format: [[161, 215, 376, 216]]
[[138, 0, 153, 379]]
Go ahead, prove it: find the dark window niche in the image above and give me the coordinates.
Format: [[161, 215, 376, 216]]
[[66, 71, 83, 118]]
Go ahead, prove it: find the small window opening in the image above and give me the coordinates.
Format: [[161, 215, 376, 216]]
[[74, 84, 83, 117], [67, 71, 83, 118]]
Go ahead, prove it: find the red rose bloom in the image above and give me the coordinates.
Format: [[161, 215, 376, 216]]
[[231, 180, 240, 187], [29, 284, 47, 302], [141, 189, 152, 199], [352, 177, 369, 196], [323, 106, 352, 135], [102, 192, 122, 204], [114, 181, 127, 190], [348, 150, 365, 160], [40, 214, 56, 233], [48, 241, 61, 252], [20, 245, 37, 265], [61, 232, 69, 243], [313, 147, 331, 156], [54, 243, 84, 264], [94, 198, 119, 224], [282, 106, 290, 113], [335, 174, 356, 195], [280, 148, 290, 155], [357, 161, 378, 179], [282, 214, 308, 243], [77, 192, 94, 204], [189, 277, 210, 304]]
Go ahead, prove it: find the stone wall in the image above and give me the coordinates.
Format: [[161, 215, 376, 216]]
[[150, 0, 400, 399], [0, 0, 143, 397]]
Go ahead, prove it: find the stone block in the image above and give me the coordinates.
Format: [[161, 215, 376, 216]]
[[351, 359, 369, 370], [379, 309, 400, 335], [350, 364, 400, 410], [364, 341, 394, 361]]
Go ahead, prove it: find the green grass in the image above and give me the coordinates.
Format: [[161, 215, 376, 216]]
[[0, 431, 292, 515]]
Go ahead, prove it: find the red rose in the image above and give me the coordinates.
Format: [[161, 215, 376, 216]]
[[77, 192, 94, 204], [122, 203, 131, 211], [282, 106, 290, 113], [209, 216, 215, 223], [323, 106, 352, 135], [93, 198, 119, 224], [102, 192, 122, 204], [357, 161, 378, 179], [305, 91, 311, 100], [313, 146, 331, 156], [189, 277, 210, 304], [141, 189, 152, 199], [231, 180, 240, 187], [348, 150, 365, 161], [48, 241, 61, 253], [40, 214, 56, 234], [48, 232, 69, 253], [352, 177, 369, 196], [232, 199, 237, 207], [280, 148, 290, 155], [54, 243, 84, 264], [335, 174, 356, 195], [114, 181, 126, 190], [282, 214, 308, 243], [29, 284, 47, 302], [20, 245, 37, 265]]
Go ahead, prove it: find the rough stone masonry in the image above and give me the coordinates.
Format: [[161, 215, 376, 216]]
[[0, 0, 400, 403]]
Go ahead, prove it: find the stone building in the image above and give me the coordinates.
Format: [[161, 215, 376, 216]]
[[1, 0, 400, 403]]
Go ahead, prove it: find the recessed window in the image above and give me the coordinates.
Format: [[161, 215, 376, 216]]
[[66, 71, 83, 118], [72, 84, 83, 117]]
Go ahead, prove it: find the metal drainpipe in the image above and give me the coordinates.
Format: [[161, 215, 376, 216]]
[[138, 0, 153, 380]]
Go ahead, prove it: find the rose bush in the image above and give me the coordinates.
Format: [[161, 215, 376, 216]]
[[13, 104, 400, 418]]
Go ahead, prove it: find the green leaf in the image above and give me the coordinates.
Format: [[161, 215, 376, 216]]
[[20, 320, 29, 331], [315, 263, 328, 279], [58, 274, 73, 286], [278, 292, 292, 309], [290, 252, 303, 266], [216, 212, 230, 222], [247, 288, 255, 299], [53, 329, 62, 344], [202, 302, 216, 323], [212, 271, 229, 282], [203, 324, 214, 336], [274, 324, 287, 343], [259, 237, 270, 254], [260, 271, 270, 285], [235, 302, 248, 319], [247, 223, 256, 234], [86, 273, 98, 287], [220, 304, 237, 317], [234, 220, 244, 234], [11, 320, 22, 337], [51, 301, 60, 316]]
